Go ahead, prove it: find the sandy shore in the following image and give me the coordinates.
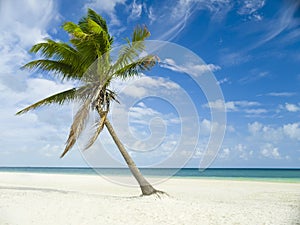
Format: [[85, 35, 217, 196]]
[[0, 172, 299, 225]]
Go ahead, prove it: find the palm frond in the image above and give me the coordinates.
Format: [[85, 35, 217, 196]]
[[84, 112, 107, 150], [132, 25, 150, 42], [30, 39, 79, 63], [107, 89, 120, 104], [65, 14, 111, 60], [114, 55, 159, 79], [62, 22, 78, 34], [86, 8, 108, 33], [69, 31, 110, 67], [111, 26, 151, 73], [22, 59, 83, 80], [16, 88, 77, 115], [61, 99, 91, 158], [87, 18, 104, 34], [63, 22, 88, 39]]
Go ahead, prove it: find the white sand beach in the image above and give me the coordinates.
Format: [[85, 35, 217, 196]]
[[0, 172, 299, 225]]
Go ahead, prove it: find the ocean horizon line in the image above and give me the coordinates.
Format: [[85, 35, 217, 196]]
[[1, 166, 300, 169]]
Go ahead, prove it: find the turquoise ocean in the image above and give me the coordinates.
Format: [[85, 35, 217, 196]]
[[0, 167, 299, 183]]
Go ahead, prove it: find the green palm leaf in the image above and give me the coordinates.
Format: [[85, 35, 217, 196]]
[[16, 88, 77, 115], [30, 39, 79, 62], [22, 59, 83, 80], [112, 26, 150, 73], [132, 25, 150, 42], [114, 55, 159, 79]]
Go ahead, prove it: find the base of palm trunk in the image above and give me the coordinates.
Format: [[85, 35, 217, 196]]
[[140, 185, 167, 196]]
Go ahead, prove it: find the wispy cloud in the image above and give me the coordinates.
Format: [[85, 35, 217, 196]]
[[265, 92, 296, 97], [247, 1, 300, 50], [279, 27, 300, 46], [218, 1, 300, 67], [239, 70, 270, 84], [128, 0, 143, 21], [153, 0, 233, 41], [145, 6, 156, 24], [237, 0, 265, 21]]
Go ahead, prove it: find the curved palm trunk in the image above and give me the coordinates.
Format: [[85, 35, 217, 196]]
[[104, 118, 160, 195]]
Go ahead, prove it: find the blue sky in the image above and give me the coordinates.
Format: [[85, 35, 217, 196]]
[[0, 0, 299, 168]]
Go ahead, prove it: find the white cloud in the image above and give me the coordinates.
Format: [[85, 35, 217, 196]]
[[128, 101, 181, 129], [204, 100, 260, 112], [247, 122, 283, 142], [283, 123, 300, 141], [260, 143, 281, 159], [0, 0, 59, 48], [245, 109, 267, 114], [248, 121, 263, 135], [285, 103, 300, 112], [262, 126, 284, 142], [129, 103, 160, 121], [217, 77, 230, 85], [199, 119, 229, 138], [235, 144, 250, 160], [123, 86, 147, 98], [204, 99, 229, 111], [218, 144, 253, 160], [111, 75, 180, 98], [0, 0, 87, 166], [248, 121, 300, 142], [219, 148, 230, 159], [161, 58, 221, 77]]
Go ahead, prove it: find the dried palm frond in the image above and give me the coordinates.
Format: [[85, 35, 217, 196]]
[[84, 112, 107, 150], [61, 99, 91, 157]]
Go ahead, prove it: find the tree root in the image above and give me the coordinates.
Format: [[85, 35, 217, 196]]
[[140, 189, 169, 198]]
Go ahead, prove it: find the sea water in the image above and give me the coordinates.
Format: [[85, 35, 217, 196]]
[[0, 167, 299, 182]]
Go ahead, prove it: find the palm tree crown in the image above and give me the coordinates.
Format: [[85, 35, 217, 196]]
[[17, 9, 158, 158]]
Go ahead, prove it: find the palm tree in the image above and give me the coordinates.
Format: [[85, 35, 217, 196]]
[[16, 9, 164, 196]]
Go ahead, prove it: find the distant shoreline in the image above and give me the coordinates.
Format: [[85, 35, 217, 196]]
[[0, 167, 299, 183]]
